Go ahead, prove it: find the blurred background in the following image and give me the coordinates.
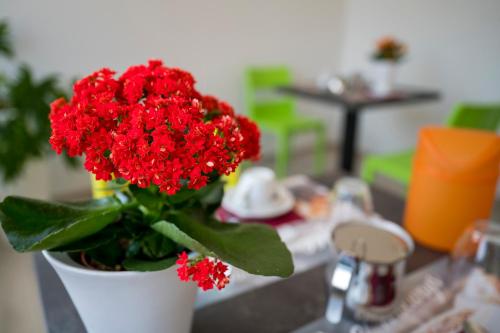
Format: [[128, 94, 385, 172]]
[[0, 0, 499, 332]]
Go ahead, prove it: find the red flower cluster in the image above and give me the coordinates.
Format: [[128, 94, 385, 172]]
[[49, 60, 260, 194], [176, 252, 230, 291]]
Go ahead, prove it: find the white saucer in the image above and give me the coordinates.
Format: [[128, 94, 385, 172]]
[[222, 186, 295, 219]]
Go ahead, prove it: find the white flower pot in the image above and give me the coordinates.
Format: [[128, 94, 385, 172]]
[[43, 251, 197, 333], [371, 61, 397, 97]]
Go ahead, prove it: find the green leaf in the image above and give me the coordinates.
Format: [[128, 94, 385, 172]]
[[151, 220, 213, 257], [0, 20, 14, 58], [86, 238, 124, 267], [162, 180, 223, 206], [121, 209, 151, 235], [98, 178, 128, 192], [165, 188, 198, 205], [196, 180, 224, 213], [129, 185, 165, 211], [113, 178, 128, 185], [141, 231, 176, 259], [122, 257, 177, 272], [126, 239, 142, 258], [51, 230, 116, 252], [196, 179, 224, 203], [0, 196, 124, 252], [169, 212, 294, 278], [161, 180, 225, 221], [51, 222, 126, 253]]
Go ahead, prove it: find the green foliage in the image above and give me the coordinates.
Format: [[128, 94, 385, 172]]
[[122, 257, 177, 272], [167, 212, 294, 277], [152, 220, 214, 257], [86, 237, 124, 267], [0, 197, 124, 251], [0, 179, 295, 277], [52, 225, 119, 252], [0, 21, 13, 58], [0, 20, 75, 183], [140, 231, 177, 258]]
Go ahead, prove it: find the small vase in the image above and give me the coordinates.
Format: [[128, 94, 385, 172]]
[[43, 251, 197, 333], [90, 174, 128, 199], [371, 60, 396, 97]]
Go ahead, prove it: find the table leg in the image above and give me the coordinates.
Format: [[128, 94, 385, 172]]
[[340, 109, 359, 173]]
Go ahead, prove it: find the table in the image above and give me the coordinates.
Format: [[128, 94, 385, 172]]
[[277, 85, 440, 173], [34, 182, 443, 333]]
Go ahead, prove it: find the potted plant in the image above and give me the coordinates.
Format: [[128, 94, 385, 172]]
[[0, 60, 294, 333], [371, 36, 406, 96]]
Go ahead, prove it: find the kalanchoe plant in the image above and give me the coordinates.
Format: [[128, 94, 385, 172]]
[[0, 60, 294, 291], [372, 36, 406, 62]]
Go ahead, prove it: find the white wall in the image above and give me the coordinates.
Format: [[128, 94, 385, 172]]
[[0, 0, 346, 198], [0, 160, 51, 199], [1, 0, 500, 198], [339, 0, 500, 153]]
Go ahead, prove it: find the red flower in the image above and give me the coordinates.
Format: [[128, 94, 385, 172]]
[[176, 252, 191, 282], [175, 251, 230, 291], [213, 261, 230, 290], [49, 60, 260, 193]]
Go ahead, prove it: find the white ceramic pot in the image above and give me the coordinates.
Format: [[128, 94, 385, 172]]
[[43, 251, 197, 333], [371, 61, 396, 97]]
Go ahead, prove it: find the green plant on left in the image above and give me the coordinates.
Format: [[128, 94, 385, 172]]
[[0, 20, 75, 183]]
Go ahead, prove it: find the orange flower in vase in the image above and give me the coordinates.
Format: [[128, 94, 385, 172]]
[[371, 36, 407, 96], [373, 36, 407, 63]]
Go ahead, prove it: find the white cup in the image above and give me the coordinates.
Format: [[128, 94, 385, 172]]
[[230, 167, 278, 211]]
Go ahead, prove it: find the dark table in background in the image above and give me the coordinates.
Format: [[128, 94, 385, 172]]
[[277, 85, 440, 173], [34, 181, 444, 333]]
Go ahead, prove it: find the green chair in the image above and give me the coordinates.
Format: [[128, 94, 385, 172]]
[[244, 66, 327, 177], [361, 103, 500, 186]]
